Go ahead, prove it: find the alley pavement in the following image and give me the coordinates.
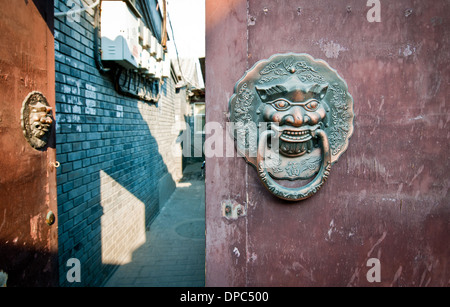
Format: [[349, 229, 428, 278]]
[[104, 163, 205, 287]]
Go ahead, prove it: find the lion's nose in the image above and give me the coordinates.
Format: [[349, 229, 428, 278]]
[[281, 106, 306, 127], [40, 116, 53, 124]]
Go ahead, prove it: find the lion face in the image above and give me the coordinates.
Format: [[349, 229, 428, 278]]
[[29, 102, 53, 140], [257, 77, 329, 157], [21, 92, 53, 149]]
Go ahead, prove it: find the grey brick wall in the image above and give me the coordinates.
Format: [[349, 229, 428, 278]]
[[54, 0, 186, 286]]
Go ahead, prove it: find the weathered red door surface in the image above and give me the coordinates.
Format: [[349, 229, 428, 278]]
[[0, 0, 58, 286], [205, 0, 449, 286]]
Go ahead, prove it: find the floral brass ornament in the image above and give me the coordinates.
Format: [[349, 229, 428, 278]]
[[229, 53, 354, 201], [21, 91, 53, 149]]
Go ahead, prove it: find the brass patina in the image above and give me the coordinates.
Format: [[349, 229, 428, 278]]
[[229, 53, 354, 201]]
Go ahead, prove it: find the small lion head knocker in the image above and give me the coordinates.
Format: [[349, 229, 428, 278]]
[[229, 53, 354, 201], [21, 91, 53, 149]]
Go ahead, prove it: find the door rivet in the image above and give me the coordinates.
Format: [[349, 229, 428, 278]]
[[46, 211, 55, 226]]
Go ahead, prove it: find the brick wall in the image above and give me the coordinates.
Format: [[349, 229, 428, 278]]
[[54, 0, 186, 286]]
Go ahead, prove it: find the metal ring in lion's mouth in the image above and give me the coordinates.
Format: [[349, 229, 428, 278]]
[[257, 129, 332, 201]]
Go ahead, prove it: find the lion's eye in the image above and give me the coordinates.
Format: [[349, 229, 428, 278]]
[[304, 100, 319, 111], [272, 100, 291, 111]]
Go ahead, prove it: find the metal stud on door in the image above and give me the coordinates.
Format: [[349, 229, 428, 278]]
[[229, 53, 354, 201]]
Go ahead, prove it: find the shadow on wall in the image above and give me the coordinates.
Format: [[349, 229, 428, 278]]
[[57, 89, 181, 286]]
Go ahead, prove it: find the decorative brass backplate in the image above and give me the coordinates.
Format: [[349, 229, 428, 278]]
[[229, 53, 354, 201], [21, 91, 53, 149]]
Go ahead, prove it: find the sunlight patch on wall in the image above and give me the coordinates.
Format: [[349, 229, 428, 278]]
[[100, 170, 146, 265]]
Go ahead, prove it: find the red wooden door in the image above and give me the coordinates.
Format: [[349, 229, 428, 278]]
[[0, 0, 58, 286], [205, 0, 449, 286]]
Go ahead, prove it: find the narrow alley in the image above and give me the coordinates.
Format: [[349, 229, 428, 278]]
[[104, 163, 205, 287]]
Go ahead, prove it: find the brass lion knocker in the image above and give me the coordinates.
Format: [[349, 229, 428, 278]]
[[21, 91, 53, 149], [229, 53, 354, 201]]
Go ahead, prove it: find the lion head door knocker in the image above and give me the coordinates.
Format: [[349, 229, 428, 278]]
[[21, 91, 53, 149], [229, 53, 354, 201]]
